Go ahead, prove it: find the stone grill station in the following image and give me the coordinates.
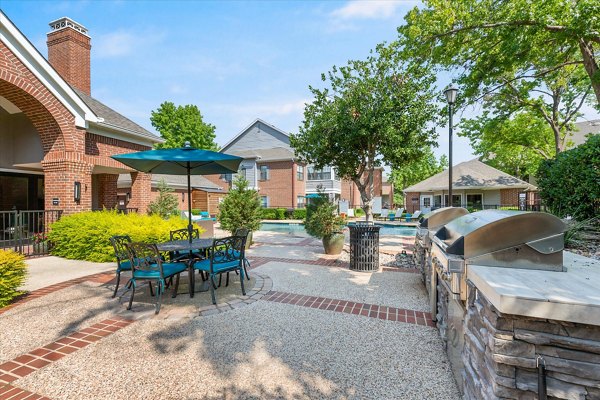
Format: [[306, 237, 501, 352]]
[[414, 210, 600, 399]]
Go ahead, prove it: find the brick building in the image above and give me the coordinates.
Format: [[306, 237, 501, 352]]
[[208, 119, 388, 210], [402, 159, 538, 214], [0, 13, 159, 214]]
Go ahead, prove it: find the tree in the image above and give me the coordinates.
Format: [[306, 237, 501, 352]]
[[390, 148, 447, 205], [460, 111, 554, 180], [398, 0, 598, 156], [218, 175, 262, 234], [151, 101, 218, 150], [147, 180, 179, 219], [291, 43, 438, 221], [536, 134, 600, 220]]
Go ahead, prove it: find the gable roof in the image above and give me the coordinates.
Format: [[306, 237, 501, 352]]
[[1, 11, 160, 146], [226, 146, 295, 161], [72, 88, 159, 141], [403, 159, 536, 193], [571, 119, 600, 147], [221, 118, 290, 152]]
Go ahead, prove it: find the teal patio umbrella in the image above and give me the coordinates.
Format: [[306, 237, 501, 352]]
[[111, 142, 242, 242]]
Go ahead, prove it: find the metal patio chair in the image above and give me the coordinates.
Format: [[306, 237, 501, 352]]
[[109, 235, 133, 298], [124, 242, 188, 314], [193, 235, 247, 305]]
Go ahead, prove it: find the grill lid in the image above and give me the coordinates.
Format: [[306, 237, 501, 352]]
[[419, 207, 469, 231], [434, 210, 566, 258]]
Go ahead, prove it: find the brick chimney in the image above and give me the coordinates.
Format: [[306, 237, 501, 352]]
[[47, 17, 91, 95]]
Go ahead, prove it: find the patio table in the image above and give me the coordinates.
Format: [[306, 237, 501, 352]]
[[156, 238, 214, 297]]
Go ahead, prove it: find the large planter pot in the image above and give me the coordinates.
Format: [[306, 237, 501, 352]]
[[322, 233, 344, 255]]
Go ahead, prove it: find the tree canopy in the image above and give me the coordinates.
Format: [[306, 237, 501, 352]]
[[398, 0, 599, 162], [390, 148, 447, 205], [291, 43, 438, 220], [151, 102, 218, 150]]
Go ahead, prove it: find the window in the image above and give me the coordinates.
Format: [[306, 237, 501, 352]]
[[466, 194, 483, 210], [238, 167, 247, 179], [259, 165, 269, 181], [297, 195, 305, 208], [433, 195, 442, 208], [260, 196, 268, 208], [297, 165, 304, 181], [307, 166, 332, 180], [221, 173, 232, 183], [444, 194, 462, 207]]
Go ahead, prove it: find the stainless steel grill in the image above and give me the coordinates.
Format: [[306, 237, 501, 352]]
[[430, 210, 566, 301], [413, 207, 469, 319]]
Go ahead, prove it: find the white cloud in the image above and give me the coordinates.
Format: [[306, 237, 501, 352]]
[[330, 0, 409, 20], [94, 29, 165, 58]]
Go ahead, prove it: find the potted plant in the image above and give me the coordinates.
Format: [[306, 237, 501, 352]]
[[32, 232, 48, 255], [305, 194, 346, 255]]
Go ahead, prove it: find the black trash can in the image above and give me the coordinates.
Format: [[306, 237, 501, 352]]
[[349, 223, 381, 271]]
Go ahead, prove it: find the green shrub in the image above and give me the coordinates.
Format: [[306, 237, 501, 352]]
[[147, 179, 179, 218], [292, 208, 307, 220], [0, 250, 27, 307], [48, 210, 189, 262], [191, 209, 201, 216], [275, 208, 286, 220], [536, 135, 600, 220], [218, 176, 262, 234], [354, 208, 365, 217], [305, 191, 346, 239], [261, 208, 278, 219]]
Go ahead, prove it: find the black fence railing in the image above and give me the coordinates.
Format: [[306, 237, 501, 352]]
[[430, 204, 548, 212], [91, 208, 138, 214], [0, 210, 63, 257]]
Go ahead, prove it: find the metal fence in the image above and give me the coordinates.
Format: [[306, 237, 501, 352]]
[[430, 204, 547, 213], [0, 210, 63, 257], [91, 208, 138, 214]]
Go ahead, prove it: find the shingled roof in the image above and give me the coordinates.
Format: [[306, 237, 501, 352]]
[[227, 147, 295, 161], [72, 87, 160, 142], [403, 159, 536, 193]]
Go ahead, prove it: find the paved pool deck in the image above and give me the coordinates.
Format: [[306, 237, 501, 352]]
[[1, 231, 459, 400]]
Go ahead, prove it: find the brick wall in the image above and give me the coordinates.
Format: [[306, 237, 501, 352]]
[[96, 174, 118, 209], [405, 192, 420, 213], [47, 26, 91, 95], [500, 189, 521, 207], [340, 169, 383, 208], [292, 162, 306, 208], [257, 161, 296, 208]]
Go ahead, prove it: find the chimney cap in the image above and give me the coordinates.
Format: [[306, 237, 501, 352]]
[[48, 17, 89, 37]]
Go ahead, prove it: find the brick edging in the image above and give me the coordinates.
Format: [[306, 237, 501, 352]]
[[0, 316, 133, 385], [263, 291, 435, 327], [0, 383, 49, 400]]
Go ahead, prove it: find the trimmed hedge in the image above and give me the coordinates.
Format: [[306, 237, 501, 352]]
[[48, 210, 190, 262], [0, 250, 27, 308], [260, 208, 278, 219], [292, 208, 307, 219]]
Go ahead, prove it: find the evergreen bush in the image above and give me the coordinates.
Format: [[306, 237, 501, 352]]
[[218, 176, 262, 234], [536, 135, 600, 220], [305, 192, 346, 239], [0, 250, 27, 308], [275, 208, 286, 220], [48, 210, 189, 262], [147, 179, 179, 218], [260, 209, 278, 219]]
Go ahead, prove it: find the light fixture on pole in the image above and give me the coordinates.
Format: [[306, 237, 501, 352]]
[[444, 85, 458, 207]]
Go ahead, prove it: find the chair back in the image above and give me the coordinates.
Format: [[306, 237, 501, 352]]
[[110, 235, 132, 264], [412, 210, 422, 219], [210, 235, 246, 271], [170, 228, 200, 241], [381, 209, 389, 217], [125, 242, 164, 277], [397, 208, 404, 217], [233, 227, 249, 238]]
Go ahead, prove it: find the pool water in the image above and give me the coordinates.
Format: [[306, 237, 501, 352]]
[[259, 222, 416, 236]]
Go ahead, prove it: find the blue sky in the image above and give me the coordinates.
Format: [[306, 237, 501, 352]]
[[4, 0, 598, 168]]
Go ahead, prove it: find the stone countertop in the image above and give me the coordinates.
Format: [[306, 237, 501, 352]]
[[467, 251, 600, 326]]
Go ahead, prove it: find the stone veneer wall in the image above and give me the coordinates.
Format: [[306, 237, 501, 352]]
[[462, 282, 600, 400]]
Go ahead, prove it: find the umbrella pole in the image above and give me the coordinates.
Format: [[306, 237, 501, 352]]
[[187, 162, 193, 245]]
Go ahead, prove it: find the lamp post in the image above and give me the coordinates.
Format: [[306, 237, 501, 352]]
[[444, 86, 458, 207]]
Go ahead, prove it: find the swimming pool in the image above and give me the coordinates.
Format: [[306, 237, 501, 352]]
[[259, 222, 416, 236]]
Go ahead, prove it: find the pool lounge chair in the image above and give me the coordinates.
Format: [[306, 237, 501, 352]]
[[409, 210, 422, 221], [378, 209, 389, 220]]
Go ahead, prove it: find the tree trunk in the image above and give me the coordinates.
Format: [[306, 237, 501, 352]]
[[579, 39, 600, 106], [354, 166, 375, 223]]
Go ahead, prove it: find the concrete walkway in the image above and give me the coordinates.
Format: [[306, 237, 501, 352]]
[[21, 256, 115, 291], [1, 231, 459, 399]]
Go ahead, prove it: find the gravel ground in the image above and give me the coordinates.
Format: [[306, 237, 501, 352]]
[[255, 261, 429, 312], [0, 282, 119, 362], [17, 301, 459, 400]]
